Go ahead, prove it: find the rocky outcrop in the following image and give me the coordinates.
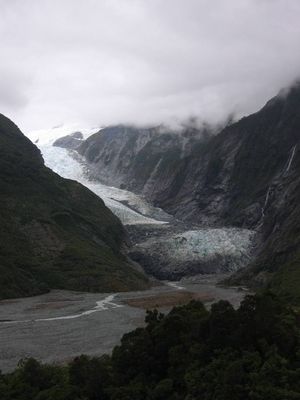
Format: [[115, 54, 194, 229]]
[[53, 131, 83, 149], [77, 124, 212, 200], [0, 114, 149, 299]]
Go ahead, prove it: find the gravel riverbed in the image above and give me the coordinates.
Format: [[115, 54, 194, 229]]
[[0, 274, 249, 372]]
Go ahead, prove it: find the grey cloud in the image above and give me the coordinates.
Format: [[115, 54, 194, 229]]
[[0, 0, 300, 131], [0, 67, 31, 110]]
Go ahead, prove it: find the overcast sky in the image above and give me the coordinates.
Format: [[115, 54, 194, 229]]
[[1, 0, 300, 132]]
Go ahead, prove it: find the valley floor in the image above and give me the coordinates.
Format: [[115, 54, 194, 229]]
[[0, 274, 248, 373]]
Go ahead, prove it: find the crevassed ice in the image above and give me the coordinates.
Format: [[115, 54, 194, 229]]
[[137, 229, 255, 263]]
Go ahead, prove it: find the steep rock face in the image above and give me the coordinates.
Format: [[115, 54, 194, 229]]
[[0, 114, 149, 299], [77, 125, 211, 204], [78, 125, 157, 189], [53, 131, 83, 149], [178, 87, 300, 227]]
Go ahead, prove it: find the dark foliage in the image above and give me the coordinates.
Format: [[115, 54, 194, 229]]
[[2, 293, 300, 399]]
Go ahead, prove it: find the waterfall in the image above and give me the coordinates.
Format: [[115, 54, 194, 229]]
[[285, 144, 297, 174], [261, 186, 271, 218], [258, 144, 297, 227]]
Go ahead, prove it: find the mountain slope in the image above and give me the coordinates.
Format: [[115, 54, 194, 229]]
[[169, 84, 300, 300], [71, 83, 300, 301], [0, 114, 149, 299], [166, 85, 300, 300], [175, 85, 300, 301], [77, 124, 211, 205]]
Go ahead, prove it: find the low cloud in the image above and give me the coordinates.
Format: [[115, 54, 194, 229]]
[[1, 0, 300, 131]]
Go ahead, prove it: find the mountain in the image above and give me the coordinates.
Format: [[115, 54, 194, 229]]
[[0, 114, 149, 299], [53, 131, 84, 149], [160, 84, 300, 302], [68, 83, 300, 302], [77, 124, 212, 202]]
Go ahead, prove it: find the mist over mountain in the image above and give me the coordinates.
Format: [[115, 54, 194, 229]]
[[1, 1, 300, 131], [2, 1, 300, 394]]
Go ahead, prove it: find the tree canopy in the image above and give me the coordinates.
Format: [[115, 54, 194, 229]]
[[1, 293, 300, 400]]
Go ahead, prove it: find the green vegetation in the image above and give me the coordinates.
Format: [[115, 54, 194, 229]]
[[0, 113, 149, 299], [2, 293, 300, 399], [268, 253, 300, 304]]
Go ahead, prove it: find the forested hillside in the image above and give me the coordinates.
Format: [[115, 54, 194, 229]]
[[0, 114, 149, 299]]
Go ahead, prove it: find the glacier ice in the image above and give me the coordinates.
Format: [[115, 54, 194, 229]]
[[131, 228, 255, 278], [28, 126, 168, 225], [26, 126, 255, 278]]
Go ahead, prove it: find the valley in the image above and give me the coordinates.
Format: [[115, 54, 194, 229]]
[[2, 2, 300, 397], [1, 83, 300, 383], [0, 274, 248, 373], [0, 81, 298, 384], [37, 134, 256, 282], [53, 83, 300, 302], [0, 127, 255, 372]]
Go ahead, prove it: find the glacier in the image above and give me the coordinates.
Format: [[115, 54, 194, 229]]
[[27, 126, 169, 225], [129, 228, 255, 279], [26, 125, 255, 278]]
